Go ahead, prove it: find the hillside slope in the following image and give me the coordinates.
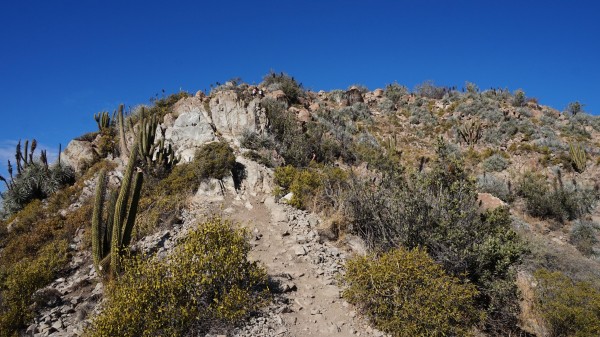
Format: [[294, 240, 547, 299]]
[[1, 74, 600, 337]]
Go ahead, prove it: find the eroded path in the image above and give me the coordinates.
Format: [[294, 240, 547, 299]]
[[193, 194, 387, 337]]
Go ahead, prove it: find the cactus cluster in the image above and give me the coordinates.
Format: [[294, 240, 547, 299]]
[[133, 108, 180, 174], [457, 119, 482, 146], [92, 145, 143, 276], [569, 142, 587, 173], [94, 111, 113, 131]]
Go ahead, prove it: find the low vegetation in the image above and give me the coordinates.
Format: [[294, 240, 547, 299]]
[[87, 218, 269, 337], [3, 74, 600, 336], [517, 171, 598, 224], [534, 269, 600, 337], [343, 142, 526, 334], [343, 247, 481, 337], [0, 160, 107, 336]]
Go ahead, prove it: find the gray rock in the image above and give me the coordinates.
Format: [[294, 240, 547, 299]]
[[32, 287, 62, 308], [296, 235, 308, 244], [51, 319, 64, 330], [235, 155, 273, 196], [293, 245, 307, 256], [164, 109, 216, 161], [26, 323, 38, 334], [61, 140, 95, 173], [209, 91, 267, 140]]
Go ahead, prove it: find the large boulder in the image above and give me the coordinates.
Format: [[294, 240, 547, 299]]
[[61, 139, 96, 173], [345, 87, 364, 105], [267, 90, 287, 103], [236, 155, 273, 196], [209, 90, 267, 140], [165, 99, 216, 161], [171, 95, 212, 121], [289, 107, 311, 123], [477, 192, 506, 213]]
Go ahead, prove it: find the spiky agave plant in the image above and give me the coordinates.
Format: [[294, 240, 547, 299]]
[[0, 140, 74, 215]]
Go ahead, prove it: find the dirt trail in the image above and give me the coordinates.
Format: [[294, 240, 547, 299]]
[[192, 194, 386, 337]]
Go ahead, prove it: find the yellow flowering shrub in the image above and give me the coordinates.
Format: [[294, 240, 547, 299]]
[[534, 269, 600, 337], [343, 247, 482, 337], [88, 218, 270, 337]]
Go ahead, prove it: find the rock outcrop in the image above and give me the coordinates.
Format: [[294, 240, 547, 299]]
[[61, 140, 96, 172], [209, 91, 267, 141], [165, 97, 216, 161]]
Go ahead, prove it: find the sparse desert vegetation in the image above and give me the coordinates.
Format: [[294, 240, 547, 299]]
[[2, 73, 600, 337]]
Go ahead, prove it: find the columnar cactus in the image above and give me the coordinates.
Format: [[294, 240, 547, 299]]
[[457, 119, 482, 146], [569, 143, 587, 173], [92, 169, 108, 270], [117, 104, 130, 158], [135, 109, 180, 174], [92, 144, 143, 276], [94, 111, 112, 131]]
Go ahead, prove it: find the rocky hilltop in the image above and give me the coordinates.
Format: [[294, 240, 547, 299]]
[[1, 74, 600, 337]]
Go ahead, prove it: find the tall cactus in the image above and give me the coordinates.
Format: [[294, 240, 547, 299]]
[[135, 109, 179, 174], [569, 142, 587, 173], [117, 104, 130, 158], [457, 119, 482, 146], [94, 111, 111, 131], [91, 144, 143, 276], [92, 169, 108, 271]]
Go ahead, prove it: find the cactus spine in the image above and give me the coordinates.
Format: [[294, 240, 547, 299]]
[[92, 143, 143, 276], [569, 142, 587, 173]]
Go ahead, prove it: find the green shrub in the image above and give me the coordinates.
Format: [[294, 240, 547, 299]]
[[88, 218, 269, 337], [148, 91, 190, 120], [194, 142, 236, 180], [561, 121, 591, 141], [0, 241, 70, 337], [384, 82, 408, 104], [477, 174, 514, 202], [274, 165, 349, 211], [273, 165, 298, 191], [570, 219, 599, 257], [482, 153, 509, 172], [239, 130, 274, 151], [345, 142, 527, 333], [513, 89, 526, 107], [343, 247, 481, 337], [261, 71, 304, 104], [378, 98, 395, 113], [135, 162, 201, 238], [534, 269, 600, 337], [517, 172, 598, 223]]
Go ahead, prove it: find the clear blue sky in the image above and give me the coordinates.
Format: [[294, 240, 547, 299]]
[[0, 0, 599, 171]]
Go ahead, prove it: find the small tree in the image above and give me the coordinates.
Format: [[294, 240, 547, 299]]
[[566, 101, 583, 116]]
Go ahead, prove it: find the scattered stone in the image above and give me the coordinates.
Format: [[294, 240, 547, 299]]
[[293, 245, 307, 256], [32, 287, 63, 308]]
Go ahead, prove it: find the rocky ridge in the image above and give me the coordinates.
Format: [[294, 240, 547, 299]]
[[22, 80, 600, 336]]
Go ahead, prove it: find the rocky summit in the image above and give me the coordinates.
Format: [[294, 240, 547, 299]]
[[2, 74, 600, 337]]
